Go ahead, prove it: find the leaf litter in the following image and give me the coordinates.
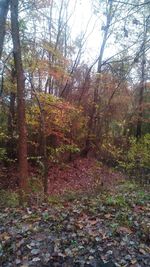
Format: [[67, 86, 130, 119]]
[[0, 164, 150, 267]]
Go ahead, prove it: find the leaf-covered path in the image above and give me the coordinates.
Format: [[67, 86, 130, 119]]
[[0, 180, 150, 267]]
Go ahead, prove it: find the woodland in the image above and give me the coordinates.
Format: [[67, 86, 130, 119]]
[[0, 0, 150, 266]]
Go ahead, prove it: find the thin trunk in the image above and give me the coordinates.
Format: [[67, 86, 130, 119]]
[[7, 68, 16, 158], [29, 75, 48, 194], [136, 58, 145, 139], [136, 12, 147, 140], [7, 91, 16, 158], [40, 114, 48, 195], [38, 107, 48, 194], [37, 105, 48, 194], [11, 0, 28, 191], [0, 0, 10, 59], [55, 0, 64, 51], [46, 0, 53, 94], [84, 1, 113, 154]]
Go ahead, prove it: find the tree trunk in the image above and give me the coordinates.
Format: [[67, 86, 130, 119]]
[[0, 0, 10, 59], [83, 1, 113, 155], [37, 103, 48, 194], [10, 0, 28, 191], [136, 65, 145, 139], [7, 91, 16, 158], [136, 12, 147, 140], [41, 115, 48, 195]]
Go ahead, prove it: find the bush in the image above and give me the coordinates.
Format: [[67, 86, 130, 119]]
[[27, 93, 85, 163], [119, 134, 150, 180], [0, 190, 19, 207], [100, 136, 123, 166], [0, 148, 6, 161]]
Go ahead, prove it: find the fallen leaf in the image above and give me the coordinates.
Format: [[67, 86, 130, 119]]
[[117, 226, 132, 234], [131, 259, 137, 264], [88, 219, 98, 225], [104, 214, 112, 219], [139, 248, 147, 255]]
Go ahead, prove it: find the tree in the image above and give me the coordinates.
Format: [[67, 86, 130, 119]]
[[83, 0, 121, 154], [0, 0, 10, 59], [11, 0, 29, 192], [136, 0, 149, 139]]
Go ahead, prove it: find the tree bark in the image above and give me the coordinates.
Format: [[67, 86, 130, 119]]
[[10, 0, 29, 191], [0, 0, 10, 59], [136, 60, 145, 139], [136, 10, 147, 140], [7, 90, 16, 158]]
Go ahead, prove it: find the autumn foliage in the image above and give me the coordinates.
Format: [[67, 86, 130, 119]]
[[0, 0, 150, 194]]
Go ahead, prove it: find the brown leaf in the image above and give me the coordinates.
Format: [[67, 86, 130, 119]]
[[76, 222, 84, 229], [104, 213, 111, 219], [133, 205, 143, 213], [88, 219, 98, 225], [139, 248, 147, 255], [117, 226, 132, 234], [1, 232, 10, 241], [131, 259, 137, 264]]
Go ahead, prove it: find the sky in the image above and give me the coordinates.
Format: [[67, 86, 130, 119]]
[[68, 0, 118, 65], [68, 0, 101, 63]]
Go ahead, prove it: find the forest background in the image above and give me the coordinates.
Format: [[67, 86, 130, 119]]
[[0, 0, 150, 197]]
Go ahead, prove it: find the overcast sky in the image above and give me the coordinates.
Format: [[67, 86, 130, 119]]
[[68, 0, 118, 65], [69, 0, 101, 63]]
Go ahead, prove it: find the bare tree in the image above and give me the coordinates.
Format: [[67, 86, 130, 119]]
[[136, 1, 149, 139]]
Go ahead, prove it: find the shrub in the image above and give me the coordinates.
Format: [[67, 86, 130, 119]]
[[119, 134, 150, 180], [0, 190, 19, 207]]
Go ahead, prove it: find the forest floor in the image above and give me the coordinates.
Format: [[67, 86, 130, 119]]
[[0, 159, 150, 267]]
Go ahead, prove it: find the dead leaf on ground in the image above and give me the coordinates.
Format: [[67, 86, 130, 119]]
[[117, 226, 132, 234], [104, 213, 112, 219]]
